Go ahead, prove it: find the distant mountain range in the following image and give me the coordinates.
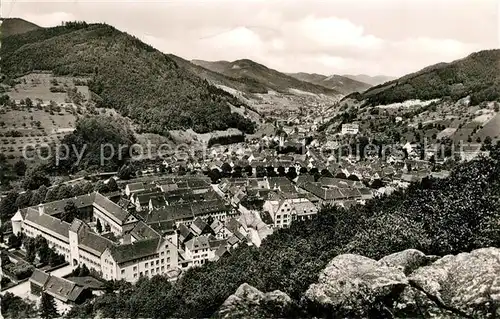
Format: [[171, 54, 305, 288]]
[[288, 72, 372, 95], [0, 18, 41, 37], [351, 49, 500, 106], [342, 74, 396, 86], [191, 59, 339, 95]]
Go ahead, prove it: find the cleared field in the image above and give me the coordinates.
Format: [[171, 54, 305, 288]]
[[6, 73, 91, 104], [474, 113, 500, 141], [0, 108, 76, 162]]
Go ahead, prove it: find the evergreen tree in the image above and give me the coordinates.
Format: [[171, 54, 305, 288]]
[[107, 178, 119, 192], [40, 292, 58, 319], [62, 201, 78, 223], [96, 219, 102, 233]]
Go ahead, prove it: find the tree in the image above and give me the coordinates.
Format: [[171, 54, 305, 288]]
[[118, 165, 134, 180], [13, 160, 27, 176], [277, 166, 286, 176], [107, 178, 119, 192], [299, 167, 308, 175], [1, 292, 37, 319], [79, 263, 90, 276], [0, 191, 19, 222], [8, 233, 22, 249], [30, 185, 48, 206], [40, 292, 59, 319], [56, 184, 72, 200], [266, 166, 276, 177], [22, 165, 50, 190], [25, 97, 33, 108], [371, 179, 385, 189], [62, 201, 78, 223], [347, 174, 360, 181], [321, 169, 333, 178], [71, 183, 84, 196], [232, 166, 243, 178], [44, 187, 59, 202], [96, 219, 103, 233], [286, 167, 297, 181], [15, 191, 32, 209], [335, 172, 347, 179], [244, 165, 253, 177], [94, 180, 109, 193], [207, 168, 221, 184], [82, 182, 95, 194], [221, 163, 232, 176]]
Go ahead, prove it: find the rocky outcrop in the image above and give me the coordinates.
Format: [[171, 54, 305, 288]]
[[214, 283, 293, 319], [304, 254, 407, 311], [303, 248, 500, 318]]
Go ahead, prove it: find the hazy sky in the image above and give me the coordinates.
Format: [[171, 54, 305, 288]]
[[2, 0, 499, 77]]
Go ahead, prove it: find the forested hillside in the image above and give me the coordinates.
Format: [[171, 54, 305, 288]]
[[67, 148, 500, 318], [354, 49, 500, 106], [289, 72, 372, 94], [0, 22, 255, 134], [192, 59, 340, 95]]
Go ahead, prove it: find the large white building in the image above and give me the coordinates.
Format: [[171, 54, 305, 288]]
[[11, 192, 180, 283]]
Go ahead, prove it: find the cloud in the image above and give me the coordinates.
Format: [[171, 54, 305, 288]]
[[5, 0, 497, 77]]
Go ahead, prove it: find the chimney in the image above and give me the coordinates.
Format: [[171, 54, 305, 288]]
[[38, 204, 45, 215]]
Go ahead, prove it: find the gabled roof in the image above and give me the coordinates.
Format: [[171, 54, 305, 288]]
[[79, 231, 115, 256], [30, 269, 50, 287], [37, 193, 96, 216], [109, 238, 162, 264], [190, 217, 209, 236], [129, 221, 161, 241], [126, 182, 145, 192], [93, 193, 130, 225], [185, 236, 210, 251], [178, 224, 192, 239], [37, 271, 86, 302], [25, 208, 70, 242]]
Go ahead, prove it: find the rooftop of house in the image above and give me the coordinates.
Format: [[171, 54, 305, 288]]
[[25, 208, 71, 241], [109, 237, 162, 264], [185, 236, 210, 251], [129, 221, 161, 241], [30, 270, 86, 302]]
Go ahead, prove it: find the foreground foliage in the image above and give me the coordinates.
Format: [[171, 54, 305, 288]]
[[66, 147, 500, 318]]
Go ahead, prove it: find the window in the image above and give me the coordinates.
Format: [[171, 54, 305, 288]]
[[156, 267, 159, 272], [167, 257, 170, 263], [161, 266, 164, 271], [133, 266, 137, 271], [145, 270, 149, 276], [160, 252, 164, 256], [156, 260, 159, 265], [150, 261, 154, 267], [161, 259, 164, 264], [121, 269, 125, 275], [145, 263, 148, 268], [134, 273, 137, 278], [140, 272, 143, 276]]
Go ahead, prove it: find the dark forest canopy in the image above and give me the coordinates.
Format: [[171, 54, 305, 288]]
[[67, 147, 500, 318], [0, 22, 256, 135]]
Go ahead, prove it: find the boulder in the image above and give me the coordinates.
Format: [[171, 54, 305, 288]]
[[378, 249, 439, 275], [304, 254, 407, 314], [214, 283, 292, 319], [408, 247, 500, 318]]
